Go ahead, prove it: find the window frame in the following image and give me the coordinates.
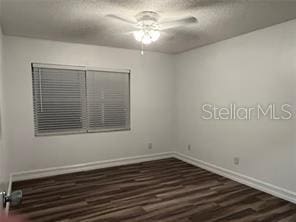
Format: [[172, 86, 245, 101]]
[[32, 63, 131, 136]]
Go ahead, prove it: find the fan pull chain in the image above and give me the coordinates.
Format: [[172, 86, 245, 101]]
[[141, 42, 144, 55]]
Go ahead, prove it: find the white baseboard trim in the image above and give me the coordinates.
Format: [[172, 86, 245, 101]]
[[11, 152, 173, 182], [173, 152, 296, 204]]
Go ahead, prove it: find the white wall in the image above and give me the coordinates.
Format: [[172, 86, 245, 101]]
[[3, 36, 175, 173], [175, 19, 296, 193], [0, 26, 9, 191]]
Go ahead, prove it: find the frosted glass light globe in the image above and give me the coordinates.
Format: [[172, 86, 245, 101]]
[[150, 30, 160, 42], [133, 30, 144, 42], [142, 35, 152, 45]]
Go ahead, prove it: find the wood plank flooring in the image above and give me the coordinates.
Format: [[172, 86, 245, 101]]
[[10, 158, 296, 222]]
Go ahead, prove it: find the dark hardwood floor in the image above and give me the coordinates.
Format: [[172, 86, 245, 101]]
[[11, 158, 296, 222]]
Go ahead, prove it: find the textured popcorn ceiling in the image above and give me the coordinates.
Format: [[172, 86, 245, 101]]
[[1, 0, 296, 54]]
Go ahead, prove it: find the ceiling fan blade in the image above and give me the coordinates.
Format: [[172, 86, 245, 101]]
[[105, 14, 136, 25], [160, 16, 198, 30]]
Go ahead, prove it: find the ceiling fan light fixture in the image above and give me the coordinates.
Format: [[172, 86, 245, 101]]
[[133, 28, 160, 45]]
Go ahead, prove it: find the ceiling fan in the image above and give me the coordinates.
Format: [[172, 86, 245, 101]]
[[106, 11, 198, 54]]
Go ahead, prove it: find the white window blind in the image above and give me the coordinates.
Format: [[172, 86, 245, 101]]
[[87, 70, 130, 132], [32, 64, 130, 136]]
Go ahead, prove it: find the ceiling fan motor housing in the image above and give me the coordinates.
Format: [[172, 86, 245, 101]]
[[135, 11, 160, 28]]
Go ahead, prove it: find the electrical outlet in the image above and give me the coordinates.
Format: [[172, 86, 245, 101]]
[[187, 144, 191, 151], [148, 143, 153, 149], [234, 157, 240, 165]]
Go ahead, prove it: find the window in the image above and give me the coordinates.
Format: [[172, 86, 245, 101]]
[[32, 63, 130, 136]]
